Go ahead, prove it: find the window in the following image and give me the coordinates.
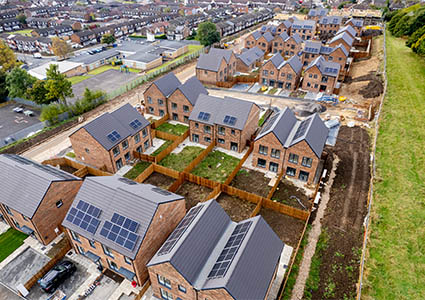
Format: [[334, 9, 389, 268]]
[[204, 136, 211, 143], [89, 240, 96, 248], [70, 230, 81, 243], [121, 140, 128, 151], [22, 214, 28, 221], [204, 125, 211, 134], [322, 76, 328, 83], [281, 72, 285, 77], [134, 133, 140, 143], [157, 274, 171, 288], [149, 107, 154, 114], [142, 128, 147, 138], [184, 116, 189, 123], [195, 123, 199, 128], [218, 126, 225, 135], [102, 245, 114, 258], [286, 167, 296, 177], [4, 205, 13, 216], [160, 288, 173, 300], [302, 157, 313, 168], [305, 53, 310, 59], [309, 73, 312, 78], [158, 99, 164, 106], [259, 145, 268, 155], [172, 113, 178, 121], [288, 153, 299, 164], [178, 285, 186, 293], [113, 146, 120, 157], [124, 152, 130, 162], [271, 149, 280, 158], [11, 218, 20, 229], [314, 84, 318, 89], [231, 129, 235, 135], [116, 158, 123, 170], [147, 96, 152, 104], [108, 259, 118, 271], [144, 140, 150, 150], [218, 138, 225, 144], [313, 74, 318, 79], [257, 158, 266, 168], [171, 102, 177, 110], [299, 171, 309, 182], [136, 146, 142, 153], [192, 134, 199, 142], [270, 71, 274, 75], [329, 56, 333, 61], [269, 162, 279, 172], [183, 105, 189, 112], [263, 70, 268, 76], [56, 200, 63, 208], [124, 256, 132, 265], [85, 148, 90, 153], [77, 245, 85, 255], [159, 110, 165, 117], [204, 70, 208, 74], [287, 74, 292, 80]]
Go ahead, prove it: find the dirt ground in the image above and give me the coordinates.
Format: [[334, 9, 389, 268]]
[[176, 182, 212, 210], [311, 126, 370, 299], [217, 193, 257, 222], [230, 168, 271, 197], [143, 172, 175, 190], [271, 179, 311, 211], [260, 208, 306, 248], [59, 165, 78, 174]]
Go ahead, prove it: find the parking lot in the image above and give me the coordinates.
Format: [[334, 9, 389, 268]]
[[0, 103, 43, 147]]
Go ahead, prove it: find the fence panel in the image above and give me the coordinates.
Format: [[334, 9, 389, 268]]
[[204, 184, 222, 201], [183, 172, 218, 189], [250, 198, 263, 217], [155, 130, 189, 163], [151, 114, 169, 130], [155, 130, 179, 141], [262, 198, 309, 221], [221, 185, 262, 205], [133, 151, 157, 163], [183, 141, 216, 173], [153, 164, 181, 179], [134, 163, 154, 183], [223, 144, 253, 185], [73, 167, 88, 178], [168, 173, 185, 193], [266, 169, 285, 199]]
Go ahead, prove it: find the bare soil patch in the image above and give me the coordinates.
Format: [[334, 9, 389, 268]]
[[217, 193, 257, 222], [344, 72, 384, 99], [176, 182, 212, 210], [230, 168, 271, 197], [271, 179, 311, 211], [59, 165, 78, 174], [260, 208, 305, 248], [143, 172, 175, 190], [311, 126, 370, 299]]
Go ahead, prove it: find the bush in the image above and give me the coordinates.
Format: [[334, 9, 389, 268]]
[[406, 25, 425, 47], [40, 102, 68, 123]]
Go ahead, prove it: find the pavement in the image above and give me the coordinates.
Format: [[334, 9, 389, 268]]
[[0, 282, 25, 300], [171, 137, 207, 154]]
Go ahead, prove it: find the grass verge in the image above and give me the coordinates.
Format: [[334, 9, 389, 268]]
[[151, 140, 173, 156], [88, 65, 139, 75], [68, 75, 90, 85], [192, 150, 240, 183], [123, 161, 152, 180], [159, 146, 204, 171], [155, 122, 188, 136], [363, 32, 425, 300], [0, 228, 27, 262]]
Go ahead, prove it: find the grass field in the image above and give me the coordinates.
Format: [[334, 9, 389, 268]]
[[151, 140, 173, 156], [68, 75, 89, 85], [147, 45, 203, 74], [363, 32, 425, 299], [155, 123, 188, 136], [159, 146, 204, 171], [11, 29, 33, 36], [88, 65, 140, 75], [192, 150, 240, 183], [124, 161, 152, 180], [0, 229, 27, 262]]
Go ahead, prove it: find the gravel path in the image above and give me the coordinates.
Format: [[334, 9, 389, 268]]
[[290, 155, 340, 300]]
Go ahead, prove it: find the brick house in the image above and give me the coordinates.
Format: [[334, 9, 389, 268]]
[[70, 30, 96, 46], [307, 8, 328, 21], [252, 108, 328, 184], [260, 53, 284, 87], [290, 19, 316, 41], [189, 94, 260, 153], [245, 30, 274, 53], [345, 18, 364, 36], [301, 56, 340, 94], [62, 176, 186, 285], [147, 199, 284, 300], [328, 32, 354, 53], [301, 41, 334, 67], [167, 76, 208, 124], [272, 32, 303, 57], [235, 46, 264, 73], [196, 48, 236, 85], [276, 20, 292, 35], [260, 54, 302, 90], [0, 154, 82, 245], [317, 16, 342, 36], [336, 25, 357, 39], [69, 104, 152, 173], [144, 72, 182, 117], [326, 44, 349, 73]]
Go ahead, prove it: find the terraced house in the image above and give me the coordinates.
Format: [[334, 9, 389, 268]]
[[0, 154, 82, 245], [244, 30, 274, 53], [189, 94, 260, 153], [302, 55, 341, 94], [290, 19, 316, 41], [62, 176, 186, 285], [147, 199, 284, 300], [252, 108, 328, 184], [328, 31, 354, 53], [272, 32, 303, 57], [317, 16, 342, 36], [344, 18, 364, 36], [260, 53, 303, 90], [69, 104, 152, 173], [236, 46, 264, 73], [196, 48, 237, 85], [307, 8, 329, 22]]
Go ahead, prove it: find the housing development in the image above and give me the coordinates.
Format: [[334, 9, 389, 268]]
[[0, 0, 422, 300]]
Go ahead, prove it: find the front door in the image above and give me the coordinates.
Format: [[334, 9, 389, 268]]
[[269, 80, 275, 87], [230, 142, 238, 152], [192, 134, 199, 143]]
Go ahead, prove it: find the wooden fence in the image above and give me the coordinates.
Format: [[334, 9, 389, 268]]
[[135, 281, 151, 300], [168, 173, 185, 193], [155, 130, 189, 163], [262, 198, 309, 221], [266, 169, 285, 199], [250, 198, 263, 218], [154, 164, 180, 179], [155, 130, 180, 142], [183, 141, 216, 173], [222, 184, 263, 205], [216, 74, 259, 88], [133, 151, 157, 163], [150, 114, 169, 129], [184, 172, 218, 189], [134, 163, 154, 183], [205, 184, 222, 201], [223, 144, 253, 185], [73, 166, 89, 178], [42, 157, 112, 177], [24, 238, 72, 291]]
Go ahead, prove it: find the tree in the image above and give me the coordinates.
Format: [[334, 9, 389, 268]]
[[6, 67, 36, 99], [0, 41, 17, 72], [44, 64, 74, 105], [0, 72, 8, 103], [101, 34, 116, 45], [196, 21, 220, 46], [26, 80, 49, 105], [51, 37, 72, 60], [16, 14, 26, 25]]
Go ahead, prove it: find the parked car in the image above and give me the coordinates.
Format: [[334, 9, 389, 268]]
[[24, 110, 34, 116], [38, 261, 76, 293], [13, 106, 24, 113]]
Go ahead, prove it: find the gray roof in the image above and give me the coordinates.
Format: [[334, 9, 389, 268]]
[[0, 154, 80, 218], [208, 48, 233, 63], [306, 55, 341, 77], [152, 72, 182, 98], [69, 49, 120, 65], [308, 8, 328, 17], [336, 25, 357, 38], [251, 30, 262, 40], [291, 19, 316, 30], [346, 18, 364, 28], [189, 94, 257, 130], [303, 40, 322, 54], [329, 31, 354, 47], [281, 20, 292, 29], [277, 31, 289, 41], [148, 200, 283, 300], [278, 55, 303, 74], [62, 176, 184, 259], [289, 33, 303, 44], [237, 46, 264, 67], [255, 107, 297, 144], [175, 76, 208, 106], [125, 51, 160, 63], [263, 31, 274, 43], [196, 53, 225, 72], [72, 103, 150, 151], [319, 16, 342, 25], [330, 44, 349, 57], [268, 52, 285, 68]]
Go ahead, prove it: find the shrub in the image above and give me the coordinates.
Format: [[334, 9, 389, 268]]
[[40, 102, 68, 123]]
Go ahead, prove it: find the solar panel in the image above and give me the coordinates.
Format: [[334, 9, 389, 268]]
[[259, 112, 279, 135], [129, 119, 142, 130], [107, 130, 121, 142], [151, 187, 172, 196], [118, 177, 138, 185], [67, 200, 102, 234], [198, 112, 211, 121], [293, 118, 312, 140], [223, 115, 237, 126], [157, 205, 203, 256], [207, 221, 252, 279], [4, 154, 32, 165], [100, 213, 140, 251]]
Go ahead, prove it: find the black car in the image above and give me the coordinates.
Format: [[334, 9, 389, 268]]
[[39, 261, 76, 293]]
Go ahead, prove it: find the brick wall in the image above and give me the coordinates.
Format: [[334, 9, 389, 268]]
[[284, 37, 302, 57], [167, 89, 193, 124], [256, 35, 271, 53], [252, 132, 286, 174], [318, 23, 340, 35], [276, 23, 290, 35], [189, 121, 215, 146], [327, 47, 347, 71], [260, 60, 280, 86], [291, 28, 315, 41], [302, 65, 337, 94], [198, 288, 233, 300], [301, 52, 321, 68], [278, 63, 300, 90], [0, 204, 41, 241], [196, 67, 219, 85], [329, 39, 351, 52], [245, 34, 257, 49], [144, 84, 168, 117]]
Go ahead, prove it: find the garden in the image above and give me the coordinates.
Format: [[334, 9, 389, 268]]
[[0, 228, 28, 263], [191, 150, 240, 183]]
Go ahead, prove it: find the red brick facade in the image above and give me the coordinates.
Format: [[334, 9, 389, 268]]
[[301, 65, 338, 94], [144, 83, 169, 117], [260, 59, 300, 90], [196, 54, 236, 85], [167, 89, 193, 124], [318, 23, 340, 35]]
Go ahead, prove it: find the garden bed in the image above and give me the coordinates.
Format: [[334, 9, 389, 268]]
[[230, 168, 271, 197], [260, 208, 305, 248], [59, 165, 78, 174], [143, 172, 175, 190], [124, 161, 152, 180], [192, 150, 240, 183], [176, 182, 212, 210], [159, 146, 204, 171], [151, 140, 173, 156], [271, 179, 311, 210], [216, 194, 257, 222]]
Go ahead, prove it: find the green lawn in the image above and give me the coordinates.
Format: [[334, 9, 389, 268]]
[[123, 161, 152, 180], [363, 32, 425, 299], [151, 140, 173, 156], [155, 122, 188, 136], [159, 146, 204, 171], [11, 29, 33, 36], [0, 228, 28, 262], [192, 150, 240, 183], [88, 65, 140, 75], [68, 75, 89, 85]]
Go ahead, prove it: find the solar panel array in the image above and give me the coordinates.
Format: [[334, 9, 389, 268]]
[[157, 205, 203, 256], [66, 200, 102, 234], [259, 112, 279, 135], [208, 221, 252, 279], [99, 213, 140, 251], [293, 118, 312, 140], [107, 130, 121, 142], [129, 119, 142, 130], [151, 187, 172, 196], [324, 67, 338, 74], [198, 112, 211, 121], [305, 47, 319, 53], [118, 177, 138, 185], [223, 115, 237, 126]]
